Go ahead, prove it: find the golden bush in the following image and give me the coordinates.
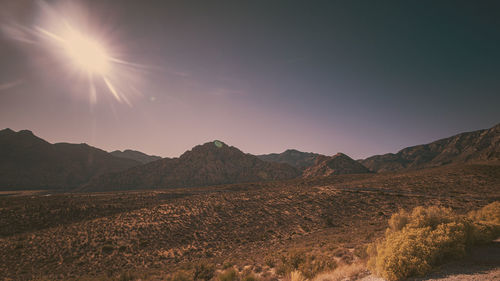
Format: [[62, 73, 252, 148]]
[[368, 202, 500, 281]]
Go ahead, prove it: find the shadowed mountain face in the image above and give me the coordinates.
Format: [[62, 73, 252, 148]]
[[303, 153, 370, 178], [0, 129, 142, 190], [83, 141, 300, 191], [258, 149, 323, 170], [360, 123, 500, 172], [110, 150, 162, 164]]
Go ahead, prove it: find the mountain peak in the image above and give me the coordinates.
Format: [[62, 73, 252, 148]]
[[332, 152, 349, 158], [258, 149, 323, 170], [303, 152, 370, 178], [18, 129, 34, 135], [110, 149, 162, 164], [85, 141, 300, 191], [0, 128, 14, 133]]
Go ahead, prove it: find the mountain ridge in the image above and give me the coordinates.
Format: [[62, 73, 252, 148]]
[[303, 152, 371, 178], [258, 149, 323, 170], [0, 128, 142, 190], [83, 140, 300, 191], [110, 149, 162, 164], [360, 123, 500, 172]]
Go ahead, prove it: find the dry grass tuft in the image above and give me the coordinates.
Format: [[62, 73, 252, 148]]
[[312, 263, 366, 281]]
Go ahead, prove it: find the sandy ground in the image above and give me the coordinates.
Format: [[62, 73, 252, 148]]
[[360, 239, 500, 281]]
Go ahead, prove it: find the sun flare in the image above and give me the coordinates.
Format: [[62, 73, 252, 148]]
[[37, 25, 111, 75], [62, 28, 110, 75], [2, 1, 146, 105]]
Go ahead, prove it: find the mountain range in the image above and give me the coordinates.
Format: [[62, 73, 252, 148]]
[[0, 123, 498, 191], [0, 129, 141, 190], [83, 141, 300, 191], [110, 149, 162, 164], [360, 123, 500, 172], [302, 153, 371, 178], [257, 149, 322, 170]]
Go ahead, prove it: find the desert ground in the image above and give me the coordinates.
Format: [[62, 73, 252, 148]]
[[1, 163, 499, 280]]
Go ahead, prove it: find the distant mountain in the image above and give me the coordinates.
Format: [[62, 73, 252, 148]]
[[83, 140, 300, 191], [303, 153, 370, 178], [110, 149, 162, 164], [258, 149, 323, 170], [0, 128, 141, 190], [360, 123, 500, 172]]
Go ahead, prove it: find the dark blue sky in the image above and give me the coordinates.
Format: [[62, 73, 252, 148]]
[[0, 0, 499, 158]]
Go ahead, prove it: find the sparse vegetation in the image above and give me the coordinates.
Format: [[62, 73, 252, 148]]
[[193, 262, 216, 281], [367, 202, 500, 281], [217, 268, 239, 281], [276, 250, 337, 279], [169, 270, 192, 281], [1, 163, 499, 280], [312, 263, 366, 281]]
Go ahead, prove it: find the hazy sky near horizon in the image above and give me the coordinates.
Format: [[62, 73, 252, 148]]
[[0, 0, 499, 159]]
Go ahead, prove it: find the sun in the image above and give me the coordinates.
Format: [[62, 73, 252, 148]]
[[61, 27, 111, 75], [7, 0, 146, 105]]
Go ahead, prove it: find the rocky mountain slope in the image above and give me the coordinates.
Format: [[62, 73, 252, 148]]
[[110, 149, 162, 164], [303, 153, 370, 178], [83, 140, 300, 191], [0, 128, 141, 190], [360, 123, 500, 172], [258, 149, 322, 170]]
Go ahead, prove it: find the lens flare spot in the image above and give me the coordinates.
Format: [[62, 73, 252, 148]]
[[214, 140, 223, 148]]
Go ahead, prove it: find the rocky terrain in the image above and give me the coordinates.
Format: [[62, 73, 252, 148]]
[[361, 123, 500, 172], [83, 141, 300, 191], [258, 149, 322, 170], [0, 163, 498, 280], [110, 149, 162, 164], [303, 153, 370, 178], [0, 129, 141, 190]]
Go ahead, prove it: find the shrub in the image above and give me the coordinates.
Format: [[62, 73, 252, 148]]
[[298, 254, 337, 279], [193, 262, 215, 281], [353, 244, 368, 260], [466, 202, 500, 245], [312, 263, 366, 281], [277, 251, 336, 279], [277, 250, 306, 275], [169, 270, 192, 281], [217, 268, 238, 281], [117, 272, 136, 281], [287, 270, 306, 281], [468, 201, 500, 225], [264, 256, 276, 268], [241, 272, 259, 281], [102, 244, 114, 254], [368, 202, 500, 281]]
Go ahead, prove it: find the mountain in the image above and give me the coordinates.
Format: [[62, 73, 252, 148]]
[[0, 128, 141, 190], [303, 153, 370, 178], [258, 149, 323, 170], [83, 140, 300, 191], [360, 123, 500, 172], [110, 149, 162, 164]]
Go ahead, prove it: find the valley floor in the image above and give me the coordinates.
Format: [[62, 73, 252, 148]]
[[0, 163, 499, 280]]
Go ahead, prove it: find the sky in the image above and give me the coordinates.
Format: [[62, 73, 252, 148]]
[[0, 0, 499, 159]]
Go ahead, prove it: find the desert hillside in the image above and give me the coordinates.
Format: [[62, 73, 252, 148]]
[[303, 153, 371, 178], [83, 141, 300, 191], [361, 123, 500, 172], [0, 129, 141, 190]]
